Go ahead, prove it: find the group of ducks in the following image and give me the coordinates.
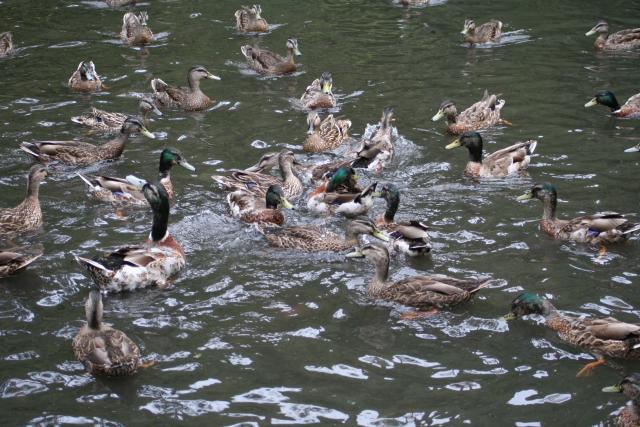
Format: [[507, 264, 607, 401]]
[[2, 1, 640, 425]]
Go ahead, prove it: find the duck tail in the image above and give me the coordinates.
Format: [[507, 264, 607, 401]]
[[470, 279, 493, 294], [70, 115, 85, 125], [527, 140, 538, 155], [19, 142, 41, 158], [621, 223, 640, 236], [240, 45, 252, 58], [75, 172, 95, 188], [75, 256, 112, 274], [150, 78, 168, 94]]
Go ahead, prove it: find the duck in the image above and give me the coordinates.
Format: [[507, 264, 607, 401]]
[[399, 0, 430, 6], [303, 111, 351, 153], [76, 176, 185, 293], [432, 91, 506, 135], [77, 147, 195, 207], [120, 11, 154, 45], [261, 217, 389, 252], [585, 21, 640, 51], [351, 107, 395, 172], [445, 132, 537, 178], [244, 151, 280, 173], [105, 0, 136, 6], [585, 90, 640, 119], [73, 290, 150, 376], [376, 183, 431, 256], [307, 169, 374, 217], [517, 183, 640, 247], [0, 31, 13, 57], [0, 245, 43, 278], [300, 72, 337, 109], [347, 244, 490, 317], [212, 149, 304, 201], [235, 5, 268, 33], [151, 66, 221, 112], [241, 37, 301, 75], [227, 184, 293, 226], [602, 374, 640, 427], [461, 19, 502, 44], [71, 97, 162, 133], [20, 117, 155, 166], [505, 293, 640, 377], [0, 165, 47, 235], [68, 61, 103, 93]]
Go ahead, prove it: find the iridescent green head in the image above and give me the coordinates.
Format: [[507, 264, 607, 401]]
[[159, 147, 195, 174], [265, 185, 293, 210], [584, 90, 620, 111], [517, 182, 557, 203], [504, 293, 547, 320], [326, 167, 357, 192]]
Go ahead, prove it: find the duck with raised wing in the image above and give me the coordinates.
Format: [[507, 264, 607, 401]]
[[235, 5, 268, 33], [303, 111, 351, 153], [227, 184, 293, 226], [602, 374, 640, 427], [241, 38, 301, 75], [0, 32, 13, 57], [586, 20, 640, 51], [0, 245, 43, 278], [151, 66, 221, 111], [461, 19, 502, 44], [300, 72, 336, 109], [585, 90, 640, 119], [120, 11, 154, 45], [68, 61, 103, 92], [0, 165, 47, 235], [71, 97, 162, 133], [432, 91, 506, 134], [351, 107, 395, 172]]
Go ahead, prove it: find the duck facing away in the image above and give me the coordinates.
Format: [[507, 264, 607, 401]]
[[73, 291, 149, 376], [303, 111, 351, 153], [0, 165, 47, 235], [0, 245, 43, 278], [445, 131, 537, 177], [461, 19, 502, 44], [585, 90, 640, 119], [21, 117, 155, 166], [586, 21, 640, 51], [432, 91, 506, 134], [120, 11, 154, 45], [506, 293, 640, 377], [76, 177, 186, 293], [602, 374, 640, 427], [235, 5, 268, 33], [68, 61, 103, 92], [300, 72, 337, 109], [351, 107, 396, 172], [241, 38, 301, 75], [151, 66, 221, 112], [0, 32, 14, 57], [77, 147, 195, 207], [347, 245, 490, 317], [71, 97, 162, 133], [517, 183, 640, 247], [227, 184, 293, 226]]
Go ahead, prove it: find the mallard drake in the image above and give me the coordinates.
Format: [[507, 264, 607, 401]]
[[303, 111, 351, 153], [517, 183, 640, 246], [461, 19, 502, 44], [432, 91, 506, 135], [76, 176, 185, 293], [20, 117, 155, 166], [585, 90, 640, 119], [300, 73, 336, 109], [73, 291, 147, 376], [0, 32, 13, 57], [68, 61, 103, 93], [586, 21, 640, 51], [151, 66, 221, 112], [351, 107, 395, 172], [307, 171, 375, 217], [227, 184, 293, 226], [376, 183, 431, 256], [445, 132, 537, 178], [506, 293, 640, 377], [121, 11, 154, 45], [347, 244, 490, 316], [235, 5, 268, 33], [105, 0, 136, 6], [603, 374, 640, 427], [0, 165, 47, 235], [261, 217, 389, 252], [241, 37, 301, 75], [77, 147, 194, 207], [0, 245, 43, 278], [71, 97, 162, 133], [212, 149, 303, 201]]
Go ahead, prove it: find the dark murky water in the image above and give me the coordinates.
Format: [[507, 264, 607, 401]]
[[1, 0, 639, 425]]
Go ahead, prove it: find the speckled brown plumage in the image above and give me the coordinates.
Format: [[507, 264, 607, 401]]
[[0, 165, 46, 235], [241, 38, 300, 75], [0, 32, 14, 57], [304, 111, 351, 153], [432, 91, 505, 135], [0, 246, 43, 277], [461, 19, 502, 44], [120, 11, 153, 45], [235, 5, 268, 32], [586, 20, 640, 51], [68, 61, 102, 93], [151, 66, 219, 112]]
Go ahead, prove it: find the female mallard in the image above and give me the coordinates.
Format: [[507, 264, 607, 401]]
[[376, 183, 431, 256], [71, 97, 162, 133], [585, 90, 640, 119], [235, 5, 268, 33], [20, 117, 155, 166], [351, 107, 395, 172], [586, 21, 640, 51], [121, 11, 154, 45], [445, 131, 537, 177], [151, 66, 221, 112], [461, 19, 502, 44], [0, 32, 13, 57], [76, 177, 185, 293], [0, 246, 43, 278], [212, 149, 303, 201], [227, 184, 293, 226], [0, 165, 47, 235], [506, 293, 640, 377], [261, 217, 389, 252], [77, 147, 195, 207], [347, 244, 490, 318], [73, 291, 149, 376], [432, 91, 506, 134], [300, 73, 336, 109], [68, 61, 103, 93], [303, 111, 351, 153], [517, 183, 640, 246], [105, 0, 136, 6], [602, 374, 640, 427], [241, 38, 301, 75]]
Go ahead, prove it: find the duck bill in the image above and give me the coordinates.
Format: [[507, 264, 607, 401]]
[[602, 385, 622, 393], [321, 81, 332, 94], [151, 104, 163, 116], [207, 73, 222, 81], [307, 120, 315, 135], [460, 29, 469, 35], [126, 175, 147, 189], [280, 198, 294, 209], [294, 47, 302, 56], [624, 145, 640, 153], [585, 29, 597, 36], [372, 230, 390, 242], [584, 98, 598, 108], [431, 110, 445, 122], [346, 249, 364, 258], [140, 127, 156, 139], [178, 159, 196, 172], [445, 139, 462, 150], [516, 192, 533, 201], [502, 312, 516, 321]]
